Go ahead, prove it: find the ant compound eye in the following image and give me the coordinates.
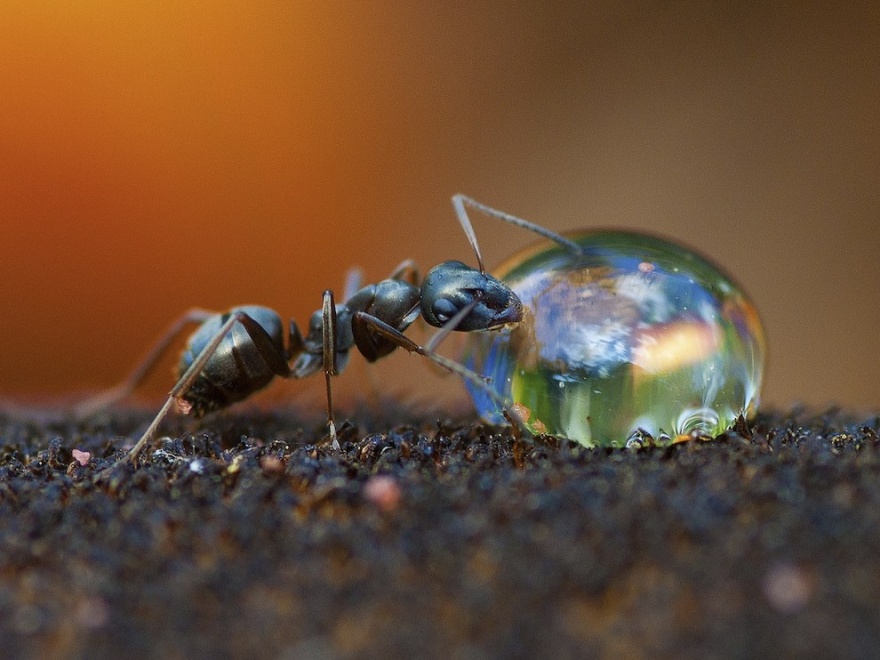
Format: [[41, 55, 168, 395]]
[[432, 298, 458, 323]]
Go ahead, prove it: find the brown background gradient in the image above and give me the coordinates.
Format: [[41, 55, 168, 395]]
[[1, 3, 877, 412]]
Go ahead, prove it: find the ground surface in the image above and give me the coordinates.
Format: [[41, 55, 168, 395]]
[[0, 405, 879, 659]]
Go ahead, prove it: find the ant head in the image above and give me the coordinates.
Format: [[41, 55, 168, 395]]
[[421, 261, 523, 331]]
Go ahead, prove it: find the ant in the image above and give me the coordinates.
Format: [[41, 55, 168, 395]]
[[76, 195, 580, 465]]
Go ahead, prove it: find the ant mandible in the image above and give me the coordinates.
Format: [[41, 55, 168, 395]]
[[76, 194, 581, 465]]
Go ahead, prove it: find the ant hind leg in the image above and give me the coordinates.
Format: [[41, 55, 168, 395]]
[[74, 308, 216, 419]]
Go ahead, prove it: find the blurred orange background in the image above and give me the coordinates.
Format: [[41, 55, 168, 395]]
[[1, 2, 878, 412]]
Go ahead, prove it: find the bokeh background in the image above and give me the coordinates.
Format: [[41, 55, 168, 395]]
[[1, 2, 877, 413]]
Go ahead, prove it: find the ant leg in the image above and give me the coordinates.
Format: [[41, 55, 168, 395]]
[[74, 308, 216, 418], [123, 311, 288, 465], [410, 299, 478, 380], [451, 193, 583, 265], [353, 311, 531, 437], [342, 267, 364, 301], [386, 259, 419, 285], [321, 290, 341, 450], [424, 300, 478, 354], [342, 261, 418, 303]]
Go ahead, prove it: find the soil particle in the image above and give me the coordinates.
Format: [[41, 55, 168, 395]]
[[0, 406, 879, 658]]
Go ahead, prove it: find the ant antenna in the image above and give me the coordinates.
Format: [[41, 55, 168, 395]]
[[452, 194, 584, 263], [451, 194, 487, 273]]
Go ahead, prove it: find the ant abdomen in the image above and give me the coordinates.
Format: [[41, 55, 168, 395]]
[[179, 305, 286, 416]]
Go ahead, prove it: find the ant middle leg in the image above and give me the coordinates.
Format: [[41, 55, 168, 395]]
[[342, 267, 364, 301], [320, 290, 341, 450], [386, 259, 419, 285]]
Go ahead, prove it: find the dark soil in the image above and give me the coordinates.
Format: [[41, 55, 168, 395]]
[[1, 405, 879, 659]]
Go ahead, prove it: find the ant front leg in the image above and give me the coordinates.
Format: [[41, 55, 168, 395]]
[[74, 308, 216, 418], [352, 310, 532, 438]]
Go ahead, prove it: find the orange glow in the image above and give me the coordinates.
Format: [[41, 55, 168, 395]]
[[0, 3, 878, 409], [0, 3, 413, 396], [632, 321, 719, 377]]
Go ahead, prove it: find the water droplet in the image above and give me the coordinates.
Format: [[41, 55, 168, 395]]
[[463, 231, 765, 447]]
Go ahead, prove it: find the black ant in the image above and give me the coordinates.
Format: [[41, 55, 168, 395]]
[[76, 195, 579, 465]]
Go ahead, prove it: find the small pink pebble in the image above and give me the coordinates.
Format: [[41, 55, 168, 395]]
[[71, 449, 91, 466], [363, 475, 401, 512], [763, 563, 814, 613], [260, 456, 284, 473]]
